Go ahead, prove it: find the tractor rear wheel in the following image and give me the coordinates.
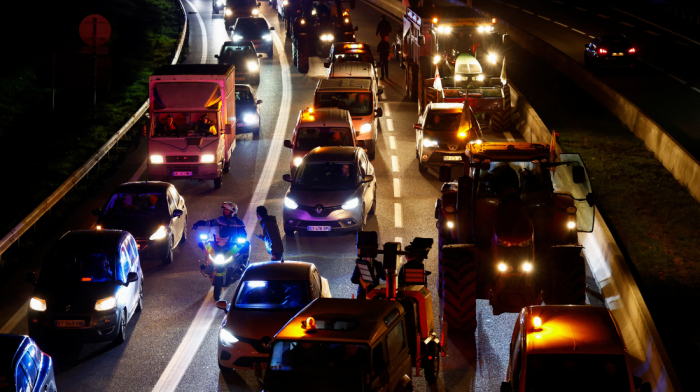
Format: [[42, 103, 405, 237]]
[[297, 36, 309, 73], [441, 245, 478, 331]]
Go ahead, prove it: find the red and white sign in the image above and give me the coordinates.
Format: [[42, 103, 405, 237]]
[[79, 14, 111, 46]]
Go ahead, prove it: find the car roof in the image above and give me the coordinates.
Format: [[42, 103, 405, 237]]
[[297, 108, 352, 128], [330, 62, 374, 78], [304, 146, 360, 162], [467, 142, 550, 161], [274, 298, 404, 344], [113, 181, 172, 193], [317, 78, 372, 91], [523, 306, 626, 355], [241, 261, 313, 281], [235, 84, 253, 92], [428, 103, 464, 111], [332, 42, 371, 53], [58, 230, 129, 251]]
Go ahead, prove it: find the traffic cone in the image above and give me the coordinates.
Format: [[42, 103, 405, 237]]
[[433, 66, 443, 90]]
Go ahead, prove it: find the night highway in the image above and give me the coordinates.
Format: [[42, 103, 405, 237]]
[[0, 0, 613, 391]]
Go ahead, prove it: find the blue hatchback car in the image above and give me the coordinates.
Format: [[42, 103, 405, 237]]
[[0, 334, 56, 392]]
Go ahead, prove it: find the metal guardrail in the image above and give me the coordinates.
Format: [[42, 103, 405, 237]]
[[0, 0, 188, 260]]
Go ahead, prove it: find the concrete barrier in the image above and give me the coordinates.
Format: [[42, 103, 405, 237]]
[[361, 0, 682, 390]]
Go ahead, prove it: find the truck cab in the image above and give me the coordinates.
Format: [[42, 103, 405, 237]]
[[502, 305, 651, 392]]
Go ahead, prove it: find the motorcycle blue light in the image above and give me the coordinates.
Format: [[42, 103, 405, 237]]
[[237, 237, 246, 244], [199, 234, 208, 240]]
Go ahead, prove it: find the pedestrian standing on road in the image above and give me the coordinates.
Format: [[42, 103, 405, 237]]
[[377, 36, 391, 80], [375, 15, 392, 38], [255, 206, 284, 261]]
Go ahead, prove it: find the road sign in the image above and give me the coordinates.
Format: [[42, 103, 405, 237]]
[[79, 14, 111, 46], [81, 46, 109, 55]]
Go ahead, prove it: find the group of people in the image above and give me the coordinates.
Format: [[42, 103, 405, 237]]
[[154, 114, 217, 137]]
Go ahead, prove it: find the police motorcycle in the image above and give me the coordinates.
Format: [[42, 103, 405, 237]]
[[195, 226, 250, 301]]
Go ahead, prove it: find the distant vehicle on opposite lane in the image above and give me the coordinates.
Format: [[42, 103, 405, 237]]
[[215, 41, 262, 85], [584, 34, 636, 68], [235, 84, 263, 136], [0, 334, 56, 392], [232, 17, 275, 58]]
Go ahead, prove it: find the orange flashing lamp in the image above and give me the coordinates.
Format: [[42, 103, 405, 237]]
[[492, 18, 497, 23], [96, 225, 102, 230], [458, 131, 467, 138], [302, 317, 316, 330], [533, 316, 542, 328], [82, 277, 92, 282], [432, 17, 438, 23], [308, 107, 314, 114]]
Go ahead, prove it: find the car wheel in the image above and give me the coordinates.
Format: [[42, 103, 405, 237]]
[[359, 204, 366, 232], [136, 281, 144, 312], [214, 175, 223, 189], [419, 161, 428, 172], [369, 186, 377, 215], [162, 236, 174, 264], [180, 218, 187, 244], [113, 309, 127, 344], [223, 159, 231, 173]]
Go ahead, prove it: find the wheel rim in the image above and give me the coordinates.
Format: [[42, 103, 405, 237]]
[[119, 312, 126, 339]]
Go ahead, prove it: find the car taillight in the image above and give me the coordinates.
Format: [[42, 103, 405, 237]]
[[598, 48, 608, 54], [628, 47, 636, 54]]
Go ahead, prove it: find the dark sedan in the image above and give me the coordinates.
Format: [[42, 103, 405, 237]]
[[235, 84, 262, 136], [93, 182, 187, 264], [26, 230, 143, 344], [584, 34, 636, 68], [215, 41, 262, 85], [232, 17, 275, 58], [0, 335, 56, 392]]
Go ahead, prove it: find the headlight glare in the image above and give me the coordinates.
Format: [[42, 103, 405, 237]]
[[293, 157, 303, 167], [149, 225, 167, 240], [247, 61, 259, 71], [567, 221, 576, 229], [522, 262, 533, 272], [244, 114, 256, 123], [95, 296, 117, 311], [497, 263, 507, 272], [360, 123, 372, 134], [284, 197, 298, 209], [487, 53, 497, 64], [455, 75, 463, 81], [201, 154, 216, 163], [342, 198, 359, 210], [252, 8, 259, 15], [433, 55, 441, 64], [30, 297, 46, 312], [150, 155, 164, 164], [233, 34, 242, 41], [476, 74, 484, 81], [225, 8, 232, 16], [263, 34, 271, 41], [220, 328, 239, 345], [423, 139, 438, 147]]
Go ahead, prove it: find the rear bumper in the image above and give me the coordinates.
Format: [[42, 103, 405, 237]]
[[148, 163, 220, 181]]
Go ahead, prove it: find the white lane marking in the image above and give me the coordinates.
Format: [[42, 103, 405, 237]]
[[692, 87, 700, 94], [620, 21, 634, 27], [391, 156, 399, 172], [0, 300, 29, 334], [610, 6, 700, 46], [130, 160, 148, 182], [507, 4, 519, 9], [574, 6, 587, 11], [675, 40, 689, 47], [589, 35, 596, 39], [669, 75, 687, 85], [383, 104, 391, 117], [648, 63, 665, 72], [522, 9, 534, 14], [504, 132, 515, 142], [389, 136, 396, 149], [597, 14, 610, 18], [386, 119, 395, 131], [183, 0, 207, 65], [393, 178, 401, 198], [151, 23, 292, 392], [395, 237, 403, 245], [553, 0, 565, 4], [554, 21, 569, 27], [538, 15, 551, 21], [394, 203, 403, 228], [645, 30, 660, 36], [571, 28, 586, 35]]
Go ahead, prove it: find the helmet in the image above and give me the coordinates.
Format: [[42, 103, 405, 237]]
[[222, 202, 238, 214]]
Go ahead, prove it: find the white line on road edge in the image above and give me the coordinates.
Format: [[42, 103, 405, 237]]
[[692, 87, 700, 94], [389, 136, 396, 149], [669, 75, 687, 85], [571, 28, 585, 34], [648, 63, 665, 72], [610, 6, 700, 46], [0, 300, 29, 334], [183, 0, 207, 65], [538, 15, 551, 21], [597, 14, 610, 18], [130, 160, 148, 182], [507, 4, 519, 9], [522, 9, 534, 14], [504, 132, 515, 142], [151, 24, 291, 392], [574, 7, 587, 11], [620, 21, 634, 27], [645, 30, 660, 36], [386, 119, 395, 131], [394, 203, 403, 228], [393, 178, 401, 198], [554, 21, 569, 27], [383, 104, 391, 117], [391, 156, 399, 172]]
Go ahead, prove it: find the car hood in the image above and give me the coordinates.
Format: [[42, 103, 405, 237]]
[[226, 308, 300, 340], [34, 281, 118, 312], [287, 188, 358, 208], [423, 130, 466, 147], [99, 215, 168, 239]]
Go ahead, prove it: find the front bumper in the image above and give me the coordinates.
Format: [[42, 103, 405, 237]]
[[420, 147, 465, 166], [28, 309, 122, 343], [219, 339, 268, 369], [284, 206, 361, 232], [148, 162, 220, 181]]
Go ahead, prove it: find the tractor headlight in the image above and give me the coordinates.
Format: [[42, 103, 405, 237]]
[[263, 34, 272, 41], [521, 262, 533, 272], [455, 75, 463, 81], [149, 225, 167, 240], [284, 197, 298, 209], [342, 198, 359, 210], [150, 155, 164, 164], [497, 263, 508, 272], [476, 74, 484, 81], [567, 220, 576, 229], [225, 8, 232, 16], [360, 123, 372, 134], [247, 61, 259, 71], [487, 53, 497, 64]]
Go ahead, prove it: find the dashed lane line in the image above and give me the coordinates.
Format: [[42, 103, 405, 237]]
[[692, 87, 700, 94], [645, 30, 660, 36], [610, 6, 700, 46], [504, 132, 515, 142], [507, 4, 519, 9], [620, 21, 634, 27], [669, 75, 687, 85], [571, 28, 586, 35], [395, 237, 403, 245], [389, 136, 397, 149], [386, 118, 395, 131], [538, 15, 551, 21], [522, 9, 534, 14], [393, 178, 401, 198], [597, 14, 610, 18], [391, 156, 399, 172], [554, 21, 569, 27], [574, 7, 587, 11], [394, 203, 403, 228], [383, 103, 391, 117], [183, 0, 207, 65]]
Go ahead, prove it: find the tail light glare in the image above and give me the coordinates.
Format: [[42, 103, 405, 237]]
[[598, 48, 608, 55], [628, 47, 636, 54]]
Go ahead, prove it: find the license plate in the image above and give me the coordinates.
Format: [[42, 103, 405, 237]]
[[173, 171, 193, 176], [308, 226, 331, 231], [443, 156, 462, 161], [56, 320, 85, 328]]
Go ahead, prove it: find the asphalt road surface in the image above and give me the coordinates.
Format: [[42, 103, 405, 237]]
[[0, 1, 604, 391]]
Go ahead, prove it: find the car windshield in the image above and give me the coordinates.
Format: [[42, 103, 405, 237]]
[[151, 112, 219, 137], [228, 0, 257, 7], [235, 18, 269, 33], [315, 92, 373, 116], [334, 52, 373, 63], [219, 46, 254, 62], [236, 90, 255, 105], [294, 162, 358, 189], [295, 127, 353, 150], [234, 280, 310, 309], [103, 192, 168, 216], [525, 354, 630, 392], [42, 250, 117, 282], [424, 110, 461, 131], [476, 161, 548, 198], [270, 341, 370, 372]]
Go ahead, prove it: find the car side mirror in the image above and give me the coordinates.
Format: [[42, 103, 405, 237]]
[[500, 382, 513, 392], [225, 123, 233, 135], [172, 209, 183, 218], [324, 62, 330, 68], [126, 272, 138, 284], [270, 26, 275, 30], [375, 107, 383, 117], [284, 140, 293, 148], [439, 166, 452, 182], [572, 165, 585, 184], [257, 99, 263, 105], [362, 175, 374, 183], [502, 33, 510, 46], [214, 54, 219, 58], [283, 174, 292, 182], [413, 124, 422, 130], [354, 26, 359, 31], [92, 208, 101, 216], [377, 89, 384, 96], [25, 272, 36, 286], [258, 54, 264, 58], [216, 300, 229, 312]]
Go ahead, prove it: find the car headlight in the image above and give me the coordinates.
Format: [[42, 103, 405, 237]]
[[247, 61, 259, 71], [233, 34, 242, 41], [293, 157, 303, 167], [342, 197, 359, 210], [225, 8, 232, 16], [497, 262, 508, 272], [478, 26, 485, 33], [244, 114, 256, 124], [433, 55, 441, 64], [149, 225, 167, 240], [217, 0, 224, 5], [201, 154, 216, 163], [284, 197, 298, 209], [30, 297, 46, 312], [209, 254, 233, 265], [487, 53, 497, 64], [95, 296, 117, 311], [476, 75, 484, 81], [150, 155, 164, 164], [423, 139, 438, 147], [567, 220, 576, 229], [220, 328, 239, 345], [252, 8, 259, 15], [236, 237, 246, 244], [360, 123, 372, 134], [455, 75, 463, 81], [521, 262, 533, 272], [283, 0, 288, 5], [263, 34, 271, 41], [199, 233, 208, 241]]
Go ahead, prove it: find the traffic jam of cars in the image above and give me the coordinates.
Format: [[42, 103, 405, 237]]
[[1, 0, 653, 391]]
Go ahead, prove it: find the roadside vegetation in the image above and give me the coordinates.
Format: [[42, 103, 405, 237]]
[[0, 0, 185, 278]]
